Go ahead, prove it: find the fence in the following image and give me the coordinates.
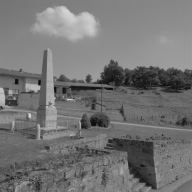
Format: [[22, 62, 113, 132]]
[[14, 117, 79, 138]]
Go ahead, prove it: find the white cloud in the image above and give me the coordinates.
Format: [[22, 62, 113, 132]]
[[30, 6, 100, 42], [159, 36, 170, 44]]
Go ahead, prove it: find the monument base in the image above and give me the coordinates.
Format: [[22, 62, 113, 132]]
[[36, 106, 57, 129], [41, 126, 76, 140]]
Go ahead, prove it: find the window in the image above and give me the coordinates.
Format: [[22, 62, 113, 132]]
[[38, 80, 41, 85], [14, 79, 19, 85], [62, 88, 67, 94], [12, 89, 19, 94]]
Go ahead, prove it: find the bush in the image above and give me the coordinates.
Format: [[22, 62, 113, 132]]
[[81, 114, 91, 129], [176, 117, 192, 126], [90, 113, 110, 128]]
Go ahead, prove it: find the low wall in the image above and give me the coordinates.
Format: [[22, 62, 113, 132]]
[[113, 138, 192, 189], [17, 92, 39, 108], [0, 148, 130, 192], [45, 134, 108, 153], [0, 111, 36, 124]]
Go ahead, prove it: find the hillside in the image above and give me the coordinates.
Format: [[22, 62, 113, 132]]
[[55, 87, 192, 127]]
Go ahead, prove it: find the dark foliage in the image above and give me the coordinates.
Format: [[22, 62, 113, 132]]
[[90, 113, 110, 128], [81, 113, 91, 129], [176, 117, 192, 126]]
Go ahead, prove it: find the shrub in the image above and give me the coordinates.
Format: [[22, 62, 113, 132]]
[[90, 113, 110, 128], [81, 114, 91, 129], [176, 117, 192, 126]]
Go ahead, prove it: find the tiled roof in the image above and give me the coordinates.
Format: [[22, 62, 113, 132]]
[[0, 68, 41, 79]]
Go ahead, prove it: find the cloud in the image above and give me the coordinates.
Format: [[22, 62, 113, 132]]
[[159, 36, 170, 44], [30, 6, 100, 42]]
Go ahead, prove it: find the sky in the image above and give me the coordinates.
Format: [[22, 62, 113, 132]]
[[0, 0, 192, 81]]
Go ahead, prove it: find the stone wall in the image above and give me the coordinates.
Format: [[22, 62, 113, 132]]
[[113, 138, 192, 189], [0, 148, 131, 192], [45, 134, 108, 153], [113, 138, 157, 188], [17, 92, 39, 108], [154, 139, 192, 189]]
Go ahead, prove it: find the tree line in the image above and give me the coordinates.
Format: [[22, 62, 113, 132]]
[[57, 74, 92, 83], [97, 60, 192, 90], [56, 59, 192, 90]]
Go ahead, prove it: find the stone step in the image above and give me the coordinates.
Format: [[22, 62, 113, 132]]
[[130, 178, 140, 188], [104, 146, 114, 150], [108, 138, 113, 143], [141, 186, 152, 192], [132, 183, 146, 192], [106, 143, 113, 147], [129, 173, 134, 180]]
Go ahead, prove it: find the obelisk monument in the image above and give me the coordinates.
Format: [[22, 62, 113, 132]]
[[36, 49, 57, 129]]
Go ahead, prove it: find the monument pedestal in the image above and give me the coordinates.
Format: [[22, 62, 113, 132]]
[[35, 49, 78, 140], [36, 106, 57, 129]]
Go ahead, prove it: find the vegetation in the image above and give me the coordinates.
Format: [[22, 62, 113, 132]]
[[85, 74, 92, 83], [176, 117, 192, 126], [57, 74, 85, 83], [98, 60, 191, 90], [57, 74, 71, 82], [100, 60, 125, 86], [81, 113, 91, 129], [90, 112, 110, 128]]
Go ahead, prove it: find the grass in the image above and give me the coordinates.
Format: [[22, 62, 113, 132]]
[[54, 87, 192, 127], [1, 118, 192, 168]]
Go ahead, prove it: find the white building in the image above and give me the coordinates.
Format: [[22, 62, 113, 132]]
[[0, 68, 41, 96]]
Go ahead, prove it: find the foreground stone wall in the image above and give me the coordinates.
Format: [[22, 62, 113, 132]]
[[0, 148, 130, 192], [113, 138, 192, 189], [113, 138, 157, 188], [154, 139, 192, 189]]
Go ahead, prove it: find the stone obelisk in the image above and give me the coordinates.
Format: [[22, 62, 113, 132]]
[[36, 49, 57, 129]]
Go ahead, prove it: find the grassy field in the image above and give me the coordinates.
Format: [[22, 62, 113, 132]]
[[53, 87, 192, 127]]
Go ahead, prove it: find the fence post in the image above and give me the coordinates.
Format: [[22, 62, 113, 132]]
[[36, 124, 41, 140], [10, 121, 15, 132], [26, 113, 31, 120]]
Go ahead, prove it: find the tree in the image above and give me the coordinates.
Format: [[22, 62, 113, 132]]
[[132, 66, 160, 88], [85, 74, 92, 83], [184, 69, 192, 89], [167, 68, 188, 90], [71, 79, 77, 83], [93, 79, 102, 84], [124, 68, 133, 85], [158, 69, 169, 86], [77, 80, 85, 83], [57, 74, 70, 82], [100, 60, 125, 86]]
